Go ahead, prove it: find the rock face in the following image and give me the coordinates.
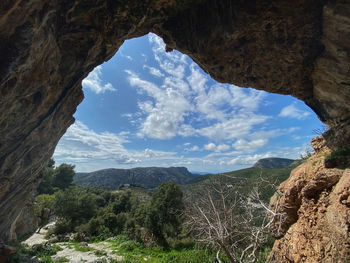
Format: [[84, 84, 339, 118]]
[[10, 201, 38, 241], [270, 136, 350, 262], [0, 0, 349, 261]]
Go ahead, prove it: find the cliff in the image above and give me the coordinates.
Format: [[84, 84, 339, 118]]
[[269, 136, 350, 262], [0, 0, 349, 261]]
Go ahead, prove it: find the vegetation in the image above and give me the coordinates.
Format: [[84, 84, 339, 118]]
[[324, 147, 350, 159], [185, 165, 294, 203], [9, 158, 292, 262], [73, 166, 201, 189], [46, 181, 184, 248], [37, 159, 75, 195], [185, 174, 281, 263]]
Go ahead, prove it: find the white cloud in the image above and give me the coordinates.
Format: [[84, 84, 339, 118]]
[[227, 153, 272, 165], [54, 121, 179, 171], [204, 143, 217, 151], [217, 144, 230, 152], [190, 145, 200, 151], [124, 34, 269, 143], [198, 114, 268, 141], [279, 104, 311, 120], [232, 138, 268, 152], [143, 65, 164, 78], [126, 70, 192, 139], [82, 66, 116, 94], [54, 121, 136, 165], [204, 143, 230, 152]]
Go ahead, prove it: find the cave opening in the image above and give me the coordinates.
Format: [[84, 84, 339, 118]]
[[53, 33, 323, 174]]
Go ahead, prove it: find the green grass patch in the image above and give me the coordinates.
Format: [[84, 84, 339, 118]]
[[105, 234, 272, 263], [73, 243, 94, 252]]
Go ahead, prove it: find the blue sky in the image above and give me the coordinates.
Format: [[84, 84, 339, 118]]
[[53, 33, 323, 173]]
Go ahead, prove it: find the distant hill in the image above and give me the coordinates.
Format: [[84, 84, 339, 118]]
[[253, 157, 295, 169], [74, 172, 87, 179], [74, 167, 201, 189], [184, 159, 298, 202]]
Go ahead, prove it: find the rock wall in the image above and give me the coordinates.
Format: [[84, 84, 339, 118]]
[[0, 0, 349, 261], [270, 136, 350, 262]]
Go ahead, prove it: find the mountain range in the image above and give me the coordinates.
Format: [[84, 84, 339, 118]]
[[73, 166, 201, 189], [73, 157, 296, 190]]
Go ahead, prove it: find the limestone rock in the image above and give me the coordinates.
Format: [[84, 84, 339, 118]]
[[10, 202, 38, 240], [269, 143, 350, 262]]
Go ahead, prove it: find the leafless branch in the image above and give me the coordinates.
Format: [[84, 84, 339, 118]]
[[184, 174, 286, 263]]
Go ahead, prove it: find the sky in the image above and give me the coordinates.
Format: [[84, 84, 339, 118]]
[[53, 33, 323, 173]]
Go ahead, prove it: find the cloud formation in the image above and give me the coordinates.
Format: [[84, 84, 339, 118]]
[[82, 66, 116, 94], [279, 104, 311, 120], [54, 121, 178, 171], [125, 34, 268, 142], [204, 143, 230, 152]]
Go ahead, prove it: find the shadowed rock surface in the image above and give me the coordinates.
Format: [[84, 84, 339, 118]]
[[0, 0, 349, 261]]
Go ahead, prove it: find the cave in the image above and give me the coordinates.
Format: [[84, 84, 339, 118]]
[[0, 0, 349, 261]]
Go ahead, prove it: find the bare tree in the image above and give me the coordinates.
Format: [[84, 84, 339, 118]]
[[184, 174, 285, 263]]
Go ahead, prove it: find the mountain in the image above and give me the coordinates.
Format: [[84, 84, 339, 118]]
[[74, 167, 201, 189], [253, 157, 295, 169], [184, 158, 298, 202]]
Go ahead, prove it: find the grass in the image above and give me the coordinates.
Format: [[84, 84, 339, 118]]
[[73, 243, 95, 252], [7, 242, 63, 263], [8, 234, 272, 263], [104, 235, 272, 263]]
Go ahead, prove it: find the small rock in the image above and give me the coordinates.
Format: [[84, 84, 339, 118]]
[[79, 241, 89, 247]]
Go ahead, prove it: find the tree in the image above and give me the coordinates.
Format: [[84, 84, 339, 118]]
[[185, 174, 284, 263], [37, 167, 55, 195], [144, 182, 184, 247], [52, 163, 75, 190], [37, 159, 56, 194], [37, 159, 75, 194]]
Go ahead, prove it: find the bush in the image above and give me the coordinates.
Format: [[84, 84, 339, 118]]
[[54, 218, 72, 235], [119, 240, 144, 252], [28, 243, 62, 257], [168, 237, 195, 250]]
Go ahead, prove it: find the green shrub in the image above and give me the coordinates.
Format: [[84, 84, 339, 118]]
[[168, 237, 195, 250], [119, 240, 144, 252], [54, 218, 72, 234], [158, 249, 218, 263]]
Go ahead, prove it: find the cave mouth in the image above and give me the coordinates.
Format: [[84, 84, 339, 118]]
[[53, 33, 323, 174]]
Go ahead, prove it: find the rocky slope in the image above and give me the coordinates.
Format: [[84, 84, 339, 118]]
[[269, 136, 350, 262], [253, 157, 295, 169], [74, 167, 200, 189], [0, 0, 349, 262]]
